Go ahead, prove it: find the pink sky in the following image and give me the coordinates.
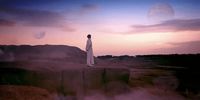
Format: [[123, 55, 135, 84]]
[[0, 0, 200, 55]]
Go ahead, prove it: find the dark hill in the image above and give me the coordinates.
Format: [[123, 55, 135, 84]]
[[0, 45, 86, 63]]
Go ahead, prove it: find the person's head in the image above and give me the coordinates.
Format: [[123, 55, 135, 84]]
[[87, 34, 91, 39]]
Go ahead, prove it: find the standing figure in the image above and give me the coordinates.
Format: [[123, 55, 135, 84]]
[[86, 34, 94, 67]]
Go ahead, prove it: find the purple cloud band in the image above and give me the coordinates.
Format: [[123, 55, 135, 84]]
[[162, 41, 200, 54], [0, 4, 98, 31], [0, 6, 65, 27], [131, 19, 200, 33], [0, 19, 16, 26]]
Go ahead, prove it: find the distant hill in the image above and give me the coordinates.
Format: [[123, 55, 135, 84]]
[[136, 54, 200, 68], [0, 45, 86, 63]]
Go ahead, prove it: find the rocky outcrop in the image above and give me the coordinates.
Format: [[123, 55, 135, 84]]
[[0, 45, 86, 63]]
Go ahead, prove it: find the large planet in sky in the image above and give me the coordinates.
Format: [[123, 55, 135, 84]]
[[148, 3, 175, 23]]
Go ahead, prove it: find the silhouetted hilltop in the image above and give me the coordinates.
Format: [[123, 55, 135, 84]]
[[97, 55, 135, 60], [98, 54, 200, 94], [136, 54, 200, 68], [0, 45, 86, 63], [98, 54, 200, 67]]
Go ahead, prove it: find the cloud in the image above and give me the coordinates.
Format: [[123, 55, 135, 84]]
[[34, 31, 46, 39], [169, 41, 200, 53], [82, 4, 98, 10], [0, 19, 16, 26], [0, 6, 65, 27], [0, 6, 77, 32], [0, 0, 61, 7], [80, 4, 99, 14], [169, 41, 200, 46], [154, 41, 200, 54], [62, 26, 76, 32], [130, 19, 200, 34]]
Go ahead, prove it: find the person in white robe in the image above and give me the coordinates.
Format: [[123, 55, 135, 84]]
[[86, 34, 94, 67]]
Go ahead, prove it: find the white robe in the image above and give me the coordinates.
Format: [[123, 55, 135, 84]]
[[86, 38, 94, 66]]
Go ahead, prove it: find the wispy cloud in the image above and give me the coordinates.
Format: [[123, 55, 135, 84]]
[[171, 41, 200, 54], [0, 19, 16, 26], [130, 19, 200, 34], [0, 0, 61, 7], [154, 41, 200, 54], [169, 41, 200, 52], [0, 6, 65, 27], [62, 25, 76, 32], [0, 6, 77, 32], [82, 4, 98, 10], [79, 4, 99, 14]]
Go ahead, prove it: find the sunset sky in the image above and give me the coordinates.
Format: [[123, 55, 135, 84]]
[[0, 0, 200, 55]]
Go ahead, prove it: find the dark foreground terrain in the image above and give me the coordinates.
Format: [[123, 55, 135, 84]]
[[0, 45, 199, 100], [136, 54, 200, 94]]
